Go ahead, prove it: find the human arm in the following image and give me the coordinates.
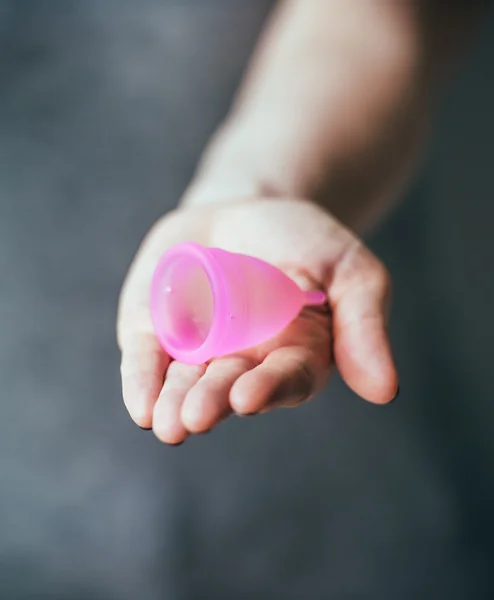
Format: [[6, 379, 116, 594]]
[[118, 0, 490, 442]]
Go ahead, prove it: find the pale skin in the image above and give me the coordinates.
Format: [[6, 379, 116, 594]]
[[117, 1, 487, 443]]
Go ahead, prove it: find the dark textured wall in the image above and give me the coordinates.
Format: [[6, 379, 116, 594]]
[[1, 2, 493, 599]]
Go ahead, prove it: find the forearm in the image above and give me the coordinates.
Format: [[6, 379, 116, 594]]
[[182, 0, 489, 230]]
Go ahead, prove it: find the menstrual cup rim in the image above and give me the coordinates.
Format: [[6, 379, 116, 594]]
[[150, 242, 227, 364]]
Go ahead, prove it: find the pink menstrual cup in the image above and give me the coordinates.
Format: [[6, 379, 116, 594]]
[[150, 242, 326, 364]]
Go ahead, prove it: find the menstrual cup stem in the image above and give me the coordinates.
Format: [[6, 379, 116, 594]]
[[304, 290, 327, 306]]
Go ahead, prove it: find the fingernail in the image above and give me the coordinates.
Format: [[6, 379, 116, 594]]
[[390, 385, 400, 403], [138, 426, 152, 431]]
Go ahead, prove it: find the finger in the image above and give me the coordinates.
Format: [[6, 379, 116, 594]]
[[120, 332, 169, 428], [153, 361, 206, 444], [116, 214, 187, 429], [328, 241, 398, 404], [181, 356, 257, 432], [230, 346, 328, 415]]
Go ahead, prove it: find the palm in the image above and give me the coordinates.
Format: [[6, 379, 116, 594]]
[[118, 198, 397, 443]]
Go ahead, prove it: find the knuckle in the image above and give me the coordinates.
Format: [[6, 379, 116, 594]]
[[300, 351, 330, 399], [338, 240, 390, 295], [371, 258, 390, 289], [360, 251, 390, 295], [167, 361, 199, 377], [286, 350, 319, 399], [298, 360, 317, 399], [207, 356, 258, 376], [164, 361, 206, 388]]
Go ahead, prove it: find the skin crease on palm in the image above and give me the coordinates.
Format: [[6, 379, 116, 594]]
[[117, 198, 398, 444]]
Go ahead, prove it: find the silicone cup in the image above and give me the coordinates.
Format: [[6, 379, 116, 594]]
[[150, 242, 326, 364]]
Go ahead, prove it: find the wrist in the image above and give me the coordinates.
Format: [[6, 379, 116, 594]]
[[181, 94, 428, 233], [180, 119, 317, 209]]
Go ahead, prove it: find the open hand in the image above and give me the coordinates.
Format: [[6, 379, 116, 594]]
[[117, 198, 398, 444]]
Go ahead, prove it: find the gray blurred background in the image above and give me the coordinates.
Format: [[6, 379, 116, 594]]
[[1, 2, 493, 599]]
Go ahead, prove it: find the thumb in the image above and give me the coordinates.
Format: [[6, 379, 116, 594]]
[[327, 241, 398, 404]]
